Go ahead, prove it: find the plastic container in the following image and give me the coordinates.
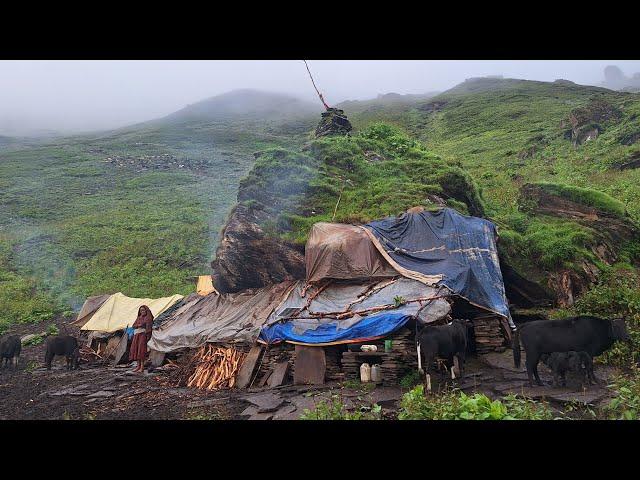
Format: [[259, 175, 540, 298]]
[[360, 345, 377, 352], [360, 363, 371, 383], [371, 364, 382, 383], [384, 340, 392, 352]]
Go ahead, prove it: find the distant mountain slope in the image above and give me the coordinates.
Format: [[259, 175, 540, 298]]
[[165, 89, 320, 123]]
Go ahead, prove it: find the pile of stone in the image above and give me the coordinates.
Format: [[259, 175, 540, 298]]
[[471, 315, 508, 354], [315, 108, 353, 137]]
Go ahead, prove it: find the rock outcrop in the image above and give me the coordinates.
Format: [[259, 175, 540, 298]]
[[562, 99, 622, 147], [518, 183, 638, 307], [211, 203, 305, 293]]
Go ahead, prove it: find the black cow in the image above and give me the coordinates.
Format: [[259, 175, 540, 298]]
[[0, 335, 21, 369], [416, 319, 469, 379], [513, 316, 631, 387], [540, 351, 595, 388], [45, 336, 80, 370]]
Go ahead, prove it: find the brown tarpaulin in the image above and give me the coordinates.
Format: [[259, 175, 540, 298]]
[[305, 222, 397, 284]]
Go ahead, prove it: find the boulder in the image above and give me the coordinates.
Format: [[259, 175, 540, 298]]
[[211, 203, 305, 293]]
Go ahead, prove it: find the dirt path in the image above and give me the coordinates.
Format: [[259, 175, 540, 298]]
[[0, 321, 618, 420]]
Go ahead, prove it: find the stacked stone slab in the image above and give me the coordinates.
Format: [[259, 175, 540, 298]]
[[315, 108, 353, 137]]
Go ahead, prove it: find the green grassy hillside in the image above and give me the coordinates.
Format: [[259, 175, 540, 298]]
[[0, 90, 318, 332], [238, 123, 485, 246], [343, 78, 640, 279]]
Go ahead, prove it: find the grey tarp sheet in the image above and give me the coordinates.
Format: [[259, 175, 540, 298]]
[[148, 281, 297, 353], [263, 277, 451, 336], [149, 277, 451, 352]]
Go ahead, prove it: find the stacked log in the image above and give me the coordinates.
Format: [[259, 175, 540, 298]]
[[471, 315, 507, 353], [187, 345, 245, 390]]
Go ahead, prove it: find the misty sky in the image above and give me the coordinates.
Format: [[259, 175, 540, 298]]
[[1, 60, 640, 136]]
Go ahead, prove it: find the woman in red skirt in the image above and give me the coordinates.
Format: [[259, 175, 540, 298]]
[[129, 305, 154, 373]]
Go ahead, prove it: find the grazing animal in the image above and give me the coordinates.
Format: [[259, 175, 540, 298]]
[[45, 335, 80, 370], [416, 319, 469, 379], [0, 335, 21, 369], [540, 351, 595, 387], [513, 316, 630, 387]]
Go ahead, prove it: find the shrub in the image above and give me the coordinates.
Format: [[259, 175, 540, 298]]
[[604, 367, 640, 420], [398, 386, 555, 420]]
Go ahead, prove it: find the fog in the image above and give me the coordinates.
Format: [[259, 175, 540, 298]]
[[1, 60, 640, 136]]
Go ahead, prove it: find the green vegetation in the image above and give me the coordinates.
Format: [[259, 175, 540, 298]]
[[605, 368, 640, 420], [0, 235, 62, 334], [345, 78, 640, 284], [569, 265, 640, 366], [0, 91, 312, 332], [398, 386, 555, 420], [300, 394, 382, 420], [23, 334, 45, 346], [241, 123, 485, 245], [399, 370, 423, 389], [499, 216, 597, 271]]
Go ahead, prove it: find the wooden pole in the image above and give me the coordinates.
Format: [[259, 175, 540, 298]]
[[303, 60, 331, 110]]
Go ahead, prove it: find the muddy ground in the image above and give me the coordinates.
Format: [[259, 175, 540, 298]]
[[0, 320, 619, 420]]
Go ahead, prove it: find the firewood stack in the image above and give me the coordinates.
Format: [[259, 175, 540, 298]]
[[186, 344, 246, 390], [471, 315, 508, 353]]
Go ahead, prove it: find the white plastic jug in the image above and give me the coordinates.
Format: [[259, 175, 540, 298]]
[[371, 364, 382, 383], [360, 363, 371, 383]]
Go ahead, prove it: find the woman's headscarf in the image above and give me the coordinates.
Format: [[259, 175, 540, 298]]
[[134, 305, 154, 328]]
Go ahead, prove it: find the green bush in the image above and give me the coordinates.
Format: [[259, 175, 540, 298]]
[[604, 368, 640, 420], [398, 386, 554, 420], [399, 371, 423, 389]]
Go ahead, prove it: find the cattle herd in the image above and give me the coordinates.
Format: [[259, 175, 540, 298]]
[[0, 334, 80, 371], [416, 315, 631, 388], [0, 316, 634, 391]]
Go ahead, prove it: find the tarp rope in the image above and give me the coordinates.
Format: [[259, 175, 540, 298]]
[[303, 60, 330, 110]]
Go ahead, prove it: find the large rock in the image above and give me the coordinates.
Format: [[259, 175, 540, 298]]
[[211, 203, 305, 293]]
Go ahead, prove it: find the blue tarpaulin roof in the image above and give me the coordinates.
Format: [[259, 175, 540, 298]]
[[365, 208, 511, 320]]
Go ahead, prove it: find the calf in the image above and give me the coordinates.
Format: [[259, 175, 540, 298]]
[[0, 335, 21, 369], [540, 351, 595, 388], [416, 319, 469, 380], [45, 335, 80, 370], [513, 316, 630, 387]]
